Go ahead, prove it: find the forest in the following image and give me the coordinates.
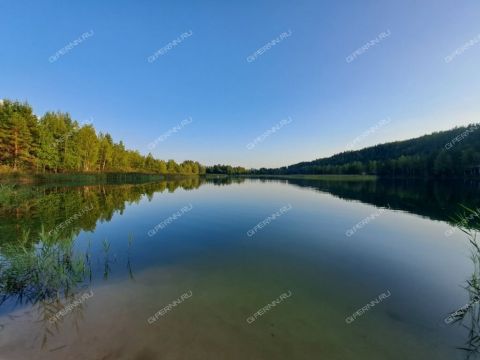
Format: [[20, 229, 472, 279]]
[[0, 99, 206, 174], [206, 164, 248, 175], [253, 124, 480, 178]]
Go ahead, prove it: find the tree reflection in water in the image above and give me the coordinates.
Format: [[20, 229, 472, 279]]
[[0, 176, 225, 350]]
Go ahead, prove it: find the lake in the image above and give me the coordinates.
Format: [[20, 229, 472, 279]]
[[0, 176, 479, 360]]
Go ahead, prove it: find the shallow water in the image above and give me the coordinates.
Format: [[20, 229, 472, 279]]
[[0, 177, 479, 359]]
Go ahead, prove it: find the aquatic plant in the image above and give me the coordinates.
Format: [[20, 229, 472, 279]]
[[0, 229, 135, 349], [447, 206, 480, 358], [127, 233, 134, 280], [0, 227, 90, 307]]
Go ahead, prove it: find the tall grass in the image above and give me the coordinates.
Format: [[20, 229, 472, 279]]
[[0, 228, 91, 307], [447, 206, 480, 358]]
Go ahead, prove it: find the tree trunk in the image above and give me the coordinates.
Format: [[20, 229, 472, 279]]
[[13, 129, 18, 170]]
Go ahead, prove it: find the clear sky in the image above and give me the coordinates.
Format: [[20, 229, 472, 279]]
[[1, 0, 479, 168]]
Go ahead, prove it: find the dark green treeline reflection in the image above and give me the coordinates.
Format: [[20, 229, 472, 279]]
[[1, 176, 480, 246]]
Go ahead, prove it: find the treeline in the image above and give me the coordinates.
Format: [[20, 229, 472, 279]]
[[0, 100, 206, 174], [253, 124, 480, 177], [206, 164, 248, 175]]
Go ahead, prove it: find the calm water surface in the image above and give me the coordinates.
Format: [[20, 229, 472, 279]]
[[0, 177, 479, 359]]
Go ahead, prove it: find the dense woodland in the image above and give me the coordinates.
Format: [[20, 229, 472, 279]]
[[206, 164, 248, 175], [253, 124, 480, 177], [0, 100, 206, 174]]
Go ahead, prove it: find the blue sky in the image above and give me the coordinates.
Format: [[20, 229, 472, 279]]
[[1, 0, 479, 168]]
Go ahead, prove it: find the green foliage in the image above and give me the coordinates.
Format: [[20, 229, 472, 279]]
[[76, 125, 99, 171], [0, 99, 205, 174], [0, 101, 37, 170], [206, 164, 247, 175]]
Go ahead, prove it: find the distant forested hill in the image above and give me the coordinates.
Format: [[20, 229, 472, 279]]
[[253, 124, 480, 177]]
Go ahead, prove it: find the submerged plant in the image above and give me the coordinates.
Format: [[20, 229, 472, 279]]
[[127, 233, 135, 280], [447, 206, 480, 358], [102, 238, 112, 280], [0, 229, 136, 350], [0, 227, 89, 307]]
